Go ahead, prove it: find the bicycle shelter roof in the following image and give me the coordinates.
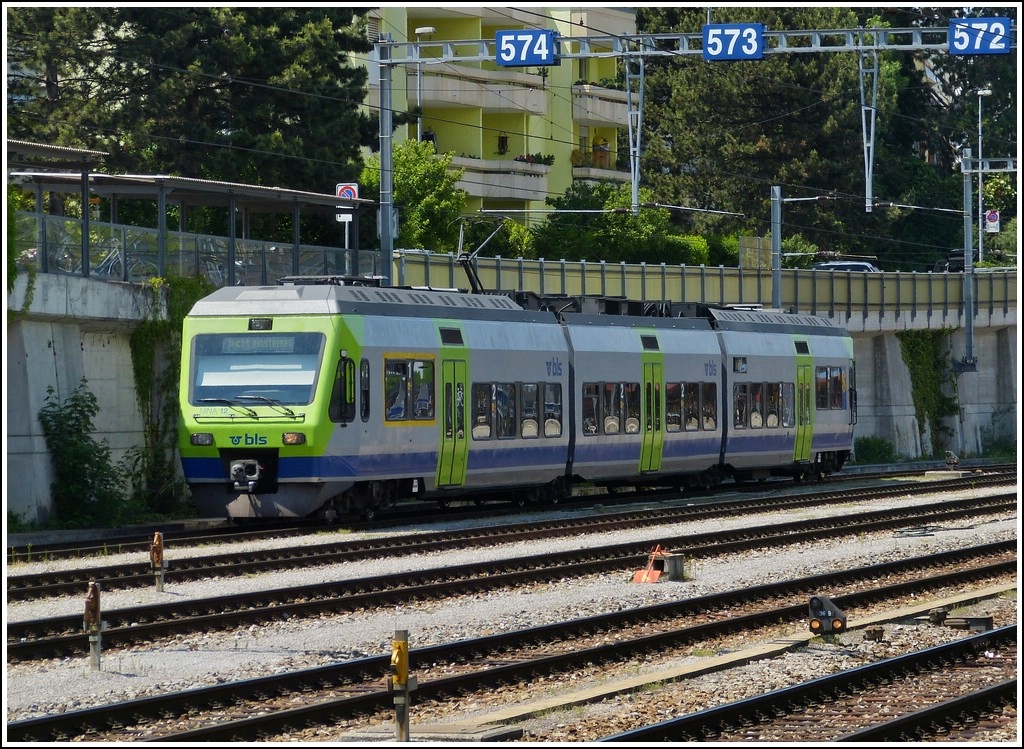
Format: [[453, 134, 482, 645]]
[[8, 170, 373, 216]]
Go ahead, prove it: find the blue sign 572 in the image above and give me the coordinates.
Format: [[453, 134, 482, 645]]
[[949, 18, 1012, 55], [496, 29, 558, 67]]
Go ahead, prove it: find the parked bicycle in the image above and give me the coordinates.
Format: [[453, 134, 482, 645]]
[[88, 238, 159, 282]]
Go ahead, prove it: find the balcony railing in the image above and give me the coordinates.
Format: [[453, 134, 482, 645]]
[[450, 157, 549, 200], [572, 84, 635, 127], [410, 68, 548, 114]]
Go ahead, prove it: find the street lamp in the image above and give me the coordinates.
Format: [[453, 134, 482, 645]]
[[977, 86, 992, 262], [414, 26, 435, 143]]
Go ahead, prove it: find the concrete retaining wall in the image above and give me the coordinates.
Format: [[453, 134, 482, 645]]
[[5, 272, 1017, 525]]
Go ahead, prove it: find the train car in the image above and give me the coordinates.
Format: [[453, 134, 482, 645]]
[[178, 278, 855, 520], [178, 279, 573, 519], [710, 306, 854, 482]]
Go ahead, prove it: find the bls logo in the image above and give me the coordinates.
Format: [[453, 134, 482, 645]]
[[545, 356, 563, 376], [230, 434, 268, 446]]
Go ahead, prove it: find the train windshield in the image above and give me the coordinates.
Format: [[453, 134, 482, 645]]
[[190, 332, 325, 406]]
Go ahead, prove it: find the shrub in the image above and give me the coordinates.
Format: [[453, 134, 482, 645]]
[[854, 435, 897, 465]]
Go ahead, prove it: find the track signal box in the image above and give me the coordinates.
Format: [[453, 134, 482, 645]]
[[808, 594, 847, 635]]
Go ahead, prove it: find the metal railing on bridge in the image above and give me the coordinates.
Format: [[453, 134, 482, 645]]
[[394, 249, 1017, 331], [12, 213, 1016, 330]]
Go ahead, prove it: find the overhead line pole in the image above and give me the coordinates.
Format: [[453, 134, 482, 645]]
[[374, 24, 1013, 283]]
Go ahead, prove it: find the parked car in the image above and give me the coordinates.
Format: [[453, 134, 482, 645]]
[[812, 261, 881, 273]]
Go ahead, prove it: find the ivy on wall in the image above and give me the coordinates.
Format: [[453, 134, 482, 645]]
[[7, 190, 36, 316], [895, 328, 960, 457], [127, 275, 213, 516]]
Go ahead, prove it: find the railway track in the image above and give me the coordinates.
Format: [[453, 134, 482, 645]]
[[6, 492, 1015, 661], [7, 544, 1014, 742], [7, 473, 1014, 602], [601, 627, 1017, 742], [7, 465, 1011, 565]]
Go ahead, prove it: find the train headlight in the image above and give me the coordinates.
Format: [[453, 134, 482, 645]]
[[282, 432, 306, 445], [190, 433, 214, 446]]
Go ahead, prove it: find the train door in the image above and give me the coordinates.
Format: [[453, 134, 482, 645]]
[[640, 360, 664, 473], [793, 362, 813, 462], [436, 358, 468, 488]]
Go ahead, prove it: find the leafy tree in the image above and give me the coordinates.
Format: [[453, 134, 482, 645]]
[[359, 139, 468, 253], [634, 7, 1016, 268], [530, 180, 619, 261], [7, 7, 377, 243]]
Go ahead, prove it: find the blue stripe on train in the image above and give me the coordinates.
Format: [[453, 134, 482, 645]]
[[182, 444, 570, 482], [182, 432, 852, 483]]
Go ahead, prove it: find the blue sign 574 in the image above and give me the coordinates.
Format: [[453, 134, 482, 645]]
[[496, 29, 558, 67]]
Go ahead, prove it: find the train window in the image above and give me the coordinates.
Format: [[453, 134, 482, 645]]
[[645, 381, 661, 432], [782, 383, 796, 427], [412, 361, 435, 419], [799, 382, 812, 425], [582, 383, 600, 436], [496, 383, 517, 438], [750, 383, 764, 428], [665, 382, 682, 432], [544, 383, 562, 437], [701, 382, 717, 430], [329, 359, 343, 422], [329, 355, 356, 423], [455, 381, 466, 439], [733, 383, 748, 428], [385, 360, 409, 421], [439, 328, 463, 345], [795, 341, 810, 355], [829, 367, 844, 409], [682, 382, 699, 431], [521, 383, 539, 438], [360, 360, 370, 421], [733, 357, 748, 374], [765, 383, 782, 428], [815, 367, 830, 410], [471, 383, 491, 439], [603, 383, 621, 434], [191, 332, 324, 406], [623, 383, 641, 434]]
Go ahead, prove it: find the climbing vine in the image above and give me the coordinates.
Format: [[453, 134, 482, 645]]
[[7, 188, 37, 317], [895, 328, 960, 457], [127, 274, 213, 516]]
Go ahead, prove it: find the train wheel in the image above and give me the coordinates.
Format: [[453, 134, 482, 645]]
[[437, 499, 451, 509]]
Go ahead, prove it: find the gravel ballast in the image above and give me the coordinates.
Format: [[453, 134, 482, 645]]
[[4, 482, 1018, 738]]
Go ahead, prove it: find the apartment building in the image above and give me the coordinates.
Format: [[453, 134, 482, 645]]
[[365, 6, 636, 224]]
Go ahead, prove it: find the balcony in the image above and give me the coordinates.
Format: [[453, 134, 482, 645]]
[[572, 165, 631, 184], [572, 84, 634, 127], [569, 149, 631, 184], [411, 68, 548, 115], [450, 156, 549, 201]]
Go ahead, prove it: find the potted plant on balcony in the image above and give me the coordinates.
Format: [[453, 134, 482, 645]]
[[514, 153, 555, 166]]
